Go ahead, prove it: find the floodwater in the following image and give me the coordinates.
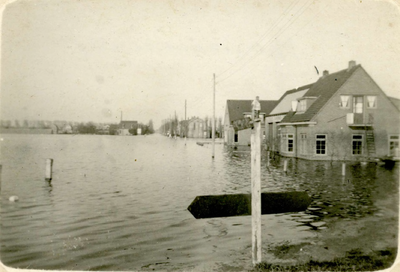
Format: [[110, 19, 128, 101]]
[[0, 134, 398, 271]]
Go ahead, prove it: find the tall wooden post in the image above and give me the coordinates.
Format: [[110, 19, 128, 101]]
[[251, 98, 262, 265], [212, 73, 216, 159], [185, 100, 187, 144]]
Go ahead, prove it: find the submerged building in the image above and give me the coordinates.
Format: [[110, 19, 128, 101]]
[[266, 61, 400, 161]]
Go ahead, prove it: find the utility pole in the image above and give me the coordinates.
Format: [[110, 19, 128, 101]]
[[185, 100, 187, 144], [212, 74, 216, 159]]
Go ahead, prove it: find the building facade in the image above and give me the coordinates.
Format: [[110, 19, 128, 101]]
[[187, 118, 206, 138], [268, 61, 400, 161]]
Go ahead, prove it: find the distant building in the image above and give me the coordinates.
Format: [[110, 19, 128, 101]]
[[60, 124, 73, 134], [118, 120, 138, 135], [223, 100, 278, 146], [187, 118, 205, 138]]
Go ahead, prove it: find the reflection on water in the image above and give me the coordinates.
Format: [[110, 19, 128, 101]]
[[0, 134, 398, 270]]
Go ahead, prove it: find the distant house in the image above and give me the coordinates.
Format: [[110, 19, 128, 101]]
[[118, 120, 138, 136], [224, 99, 278, 146], [187, 118, 205, 138], [60, 124, 73, 134], [268, 61, 400, 161]]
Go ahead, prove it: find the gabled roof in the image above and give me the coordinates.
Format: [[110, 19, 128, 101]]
[[268, 84, 313, 115], [281, 65, 360, 123], [227, 100, 278, 122], [389, 97, 400, 111]]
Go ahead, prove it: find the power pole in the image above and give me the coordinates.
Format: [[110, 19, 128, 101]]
[[185, 100, 187, 143], [212, 74, 216, 159]]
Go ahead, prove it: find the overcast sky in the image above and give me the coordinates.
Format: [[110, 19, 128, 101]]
[[1, 0, 400, 128]]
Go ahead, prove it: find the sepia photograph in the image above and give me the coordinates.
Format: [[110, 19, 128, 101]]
[[0, 0, 399, 271]]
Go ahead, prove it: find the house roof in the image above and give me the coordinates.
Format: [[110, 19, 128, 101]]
[[281, 65, 360, 123], [227, 100, 278, 122], [120, 120, 138, 124], [389, 97, 400, 111], [268, 84, 313, 115]]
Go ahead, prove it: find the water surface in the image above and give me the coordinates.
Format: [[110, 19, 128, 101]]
[[0, 134, 398, 270]]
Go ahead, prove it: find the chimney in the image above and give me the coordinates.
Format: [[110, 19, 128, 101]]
[[322, 70, 329, 77], [348, 60, 356, 70]]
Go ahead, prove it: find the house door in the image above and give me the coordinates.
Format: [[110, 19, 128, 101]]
[[352, 96, 364, 124]]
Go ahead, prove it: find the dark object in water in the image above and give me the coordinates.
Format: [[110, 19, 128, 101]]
[[188, 191, 311, 219]]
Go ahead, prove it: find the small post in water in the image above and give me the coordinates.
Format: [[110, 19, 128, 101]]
[[45, 159, 53, 181], [342, 162, 346, 176], [251, 96, 262, 265], [283, 159, 288, 172], [266, 151, 270, 167]]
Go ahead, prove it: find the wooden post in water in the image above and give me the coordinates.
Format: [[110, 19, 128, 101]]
[[342, 162, 346, 176], [283, 159, 288, 172], [251, 97, 262, 265], [266, 151, 270, 167], [45, 159, 53, 181]]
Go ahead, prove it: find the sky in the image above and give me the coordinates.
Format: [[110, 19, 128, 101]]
[[1, 0, 400, 128]]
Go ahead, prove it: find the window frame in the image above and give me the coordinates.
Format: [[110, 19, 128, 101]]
[[339, 95, 351, 109], [352, 134, 363, 155], [297, 99, 307, 113], [287, 134, 294, 153], [315, 134, 327, 155], [366, 96, 377, 109]]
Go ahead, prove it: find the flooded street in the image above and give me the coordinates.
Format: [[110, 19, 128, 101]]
[[0, 134, 398, 270]]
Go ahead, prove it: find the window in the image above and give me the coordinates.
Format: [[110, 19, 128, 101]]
[[366, 96, 377, 108], [315, 135, 326, 155], [340, 95, 350, 108], [297, 100, 307, 112], [352, 135, 363, 155], [287, 134, 294, 152], [389, 135, 399, 156], [300, 133, 307, 155]]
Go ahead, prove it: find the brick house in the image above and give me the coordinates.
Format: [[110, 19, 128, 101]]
[[267, 61, 400, 161], [224, 99, 277, 146]]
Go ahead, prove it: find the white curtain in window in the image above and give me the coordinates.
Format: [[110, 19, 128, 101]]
[[340, 95, 349, 107], [367, 96, 376, 108]]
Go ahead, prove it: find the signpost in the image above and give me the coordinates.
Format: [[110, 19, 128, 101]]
[[251, 97, 262, 264], [187, 97, 311, 266]]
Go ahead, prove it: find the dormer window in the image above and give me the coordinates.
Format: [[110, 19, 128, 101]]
[[295, 97, 317, 114], [297, 100, 307, 112]]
